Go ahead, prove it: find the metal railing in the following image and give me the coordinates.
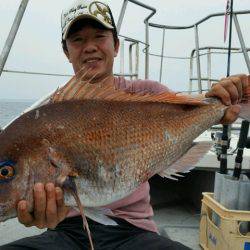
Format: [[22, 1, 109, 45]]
[[148, 10, 250, 93], [0, 0, 29, 77], [117, 0, 156, 79], [189, 46, 250, 93]]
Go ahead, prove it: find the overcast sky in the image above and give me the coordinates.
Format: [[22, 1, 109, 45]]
[[0, 0, 249, 100]]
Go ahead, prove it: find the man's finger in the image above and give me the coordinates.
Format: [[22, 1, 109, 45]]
[[34, 183, 46, 228], [45, 183, 58, 229], [205, 83, 231, 105], [229, 76, 243, 102], [17, 201, 34, 227], [56, 187, 69, 222], [231, 74, 249, 88], [220, 105, 241, 124], [222, 82, 239, 105], [221, 75, 243, 102]]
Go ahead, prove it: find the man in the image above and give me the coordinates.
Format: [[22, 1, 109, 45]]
[[1, 0, 249, 249]]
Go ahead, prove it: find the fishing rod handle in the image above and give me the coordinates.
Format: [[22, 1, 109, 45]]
[[246, 137, 250, 149], [233, 120, 249, 179], [237, 120, 249, 149]]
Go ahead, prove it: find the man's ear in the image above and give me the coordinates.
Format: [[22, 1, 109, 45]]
[[114, 39, 120, 57], [62, 41, 71, 63], [63, 47, 71, 63]]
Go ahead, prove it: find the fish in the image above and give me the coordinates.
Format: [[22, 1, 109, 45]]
[[0, 76, 250, 224]]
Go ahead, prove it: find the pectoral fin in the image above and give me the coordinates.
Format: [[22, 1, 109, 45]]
[[46, 147, 94, 249], [47, 147, 78, 183]]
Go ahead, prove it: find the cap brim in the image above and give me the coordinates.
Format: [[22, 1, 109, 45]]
[[62, 14, 114, 40]]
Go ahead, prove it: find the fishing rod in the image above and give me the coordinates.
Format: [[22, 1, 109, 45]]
[[219, 0, 234, 174], [233, 120, 249, 179], [246, 138, 250, 149]]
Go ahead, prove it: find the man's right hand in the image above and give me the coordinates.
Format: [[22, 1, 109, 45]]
[[17, 183, 69, 229]]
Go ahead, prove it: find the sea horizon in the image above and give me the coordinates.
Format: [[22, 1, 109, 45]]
[[0, 100, 34, 127], [0, 98, 36, 103]]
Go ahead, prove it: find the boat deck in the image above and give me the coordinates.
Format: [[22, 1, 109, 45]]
[[0, 205, 201, 249], [155, 203, 200, 249], [0, 206, 201, 249]]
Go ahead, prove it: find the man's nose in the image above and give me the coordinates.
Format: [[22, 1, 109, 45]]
[[83, 41, 97, 53]]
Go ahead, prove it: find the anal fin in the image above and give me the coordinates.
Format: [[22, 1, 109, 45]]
[[159, 141, 212, 180]]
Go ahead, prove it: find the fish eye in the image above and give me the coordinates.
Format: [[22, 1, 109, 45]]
[[0, 166, 15, 180]]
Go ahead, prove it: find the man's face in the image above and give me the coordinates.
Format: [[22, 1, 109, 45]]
[[65, 23, 119, 82]]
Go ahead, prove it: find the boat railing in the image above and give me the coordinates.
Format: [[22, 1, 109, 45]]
[[189, 46, 250, 94], [148, 10, 250, 93], [0, 0, 29, 77], [116, 1, 250, 93]]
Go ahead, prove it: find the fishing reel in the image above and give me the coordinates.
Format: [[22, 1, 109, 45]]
[[211, 131, 231, 161]]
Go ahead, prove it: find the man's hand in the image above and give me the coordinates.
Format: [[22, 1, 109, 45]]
[[205, 74, 249, 124], [17, 183, 69, 229]]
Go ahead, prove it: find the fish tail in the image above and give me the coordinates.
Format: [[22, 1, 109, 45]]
[[239, 84, 250, 121]]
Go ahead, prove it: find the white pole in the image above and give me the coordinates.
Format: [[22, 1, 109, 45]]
[[0, 0, 29, 77]]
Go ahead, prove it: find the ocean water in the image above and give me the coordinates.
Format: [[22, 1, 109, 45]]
[[0, 100, 33, 128]]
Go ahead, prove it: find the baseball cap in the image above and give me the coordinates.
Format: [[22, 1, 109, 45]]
[[61, 0, 117, 40]]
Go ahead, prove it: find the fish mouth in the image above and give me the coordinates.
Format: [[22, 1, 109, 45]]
[[0, 203, 17, 222], [0, 210, 7, 222], [0, 207, 17, 222]]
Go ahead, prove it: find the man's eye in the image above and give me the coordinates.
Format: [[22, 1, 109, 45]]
[[72, 37, 82, 42]]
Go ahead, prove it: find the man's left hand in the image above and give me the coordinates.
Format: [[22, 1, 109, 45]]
[[205, 74, 249, 124]]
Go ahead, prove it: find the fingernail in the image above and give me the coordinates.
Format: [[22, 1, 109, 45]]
[[56, 188, 62, 199], [55, 187, 61, 193], [46, 183, 54, 191], [19, 202, 26, 210], [34, 183, 43, 191]]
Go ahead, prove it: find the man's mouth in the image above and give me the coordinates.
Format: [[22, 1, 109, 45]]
[[83, 57, 102, 64]]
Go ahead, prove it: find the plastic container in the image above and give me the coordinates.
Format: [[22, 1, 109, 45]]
[[200, 192, 250, 250]]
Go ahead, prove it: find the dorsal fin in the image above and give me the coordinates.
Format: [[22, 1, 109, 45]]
[[50, 76, 207, 106]]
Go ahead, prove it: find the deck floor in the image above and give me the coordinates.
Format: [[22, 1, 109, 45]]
[[154, 204, 201, 249], [0, 204, 201, 249]]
